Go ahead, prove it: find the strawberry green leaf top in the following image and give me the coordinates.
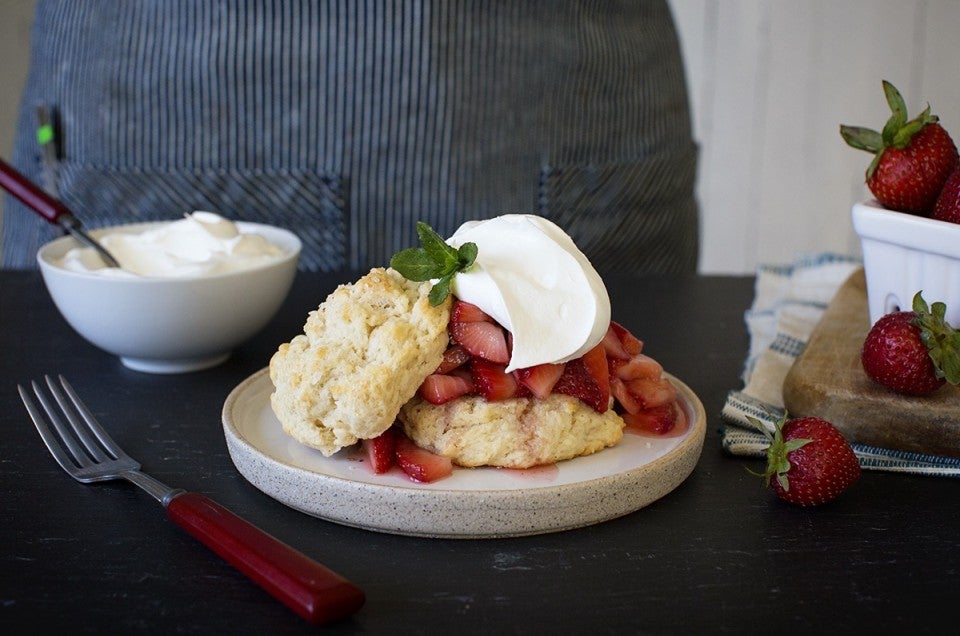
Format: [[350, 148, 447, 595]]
[[912, 292, 960, 385], [840, 80, 959, 215], [390, 221, 477, 306]]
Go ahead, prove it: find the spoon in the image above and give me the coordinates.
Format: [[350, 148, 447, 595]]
[[0, 157, 121, 268]]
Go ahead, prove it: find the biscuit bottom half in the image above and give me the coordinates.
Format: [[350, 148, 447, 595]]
[[398, 394, 625, 469]]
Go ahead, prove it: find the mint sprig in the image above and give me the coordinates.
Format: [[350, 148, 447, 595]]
[[390, 221, 477, 306]]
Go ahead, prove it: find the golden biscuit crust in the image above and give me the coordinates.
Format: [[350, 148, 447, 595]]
[[269, 267, 451, 456], [398, 394, 625, 468]]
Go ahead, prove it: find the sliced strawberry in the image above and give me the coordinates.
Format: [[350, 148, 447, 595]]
[[448, 366, 474, 382], [623, 402, 685, 436], [362, 426, 397, 474], [610, 321, 643, 356], [435, 344, 472, 374], [451, 299, 492, 323], [553, 343, 610, 412], [418, 373, 474, 404], [612, 353, 663, 381], [514, 362, 566, 398], [581, 341, 610, 387], [450, 320, 510, 363], [395, 433, 453, 483], [471, 359, 519, 400], [626, 376, 677, 410], [601, 324, 632, 360], [610, 376, 641, 414]]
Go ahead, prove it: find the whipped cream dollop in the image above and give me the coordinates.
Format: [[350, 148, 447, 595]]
[[446, 214, 611, 372], [56, 212, 287, 278]]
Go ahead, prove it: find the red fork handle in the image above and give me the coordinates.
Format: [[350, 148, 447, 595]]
[[0, 156, 72, 225], [165, 491, 365, 626]]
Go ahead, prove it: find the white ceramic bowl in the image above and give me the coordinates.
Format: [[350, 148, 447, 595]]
[[37, 221, 301, 374], [852, 199, 960, 326]]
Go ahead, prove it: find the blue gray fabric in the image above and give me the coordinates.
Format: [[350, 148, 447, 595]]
[[4, 0, 699, 273]]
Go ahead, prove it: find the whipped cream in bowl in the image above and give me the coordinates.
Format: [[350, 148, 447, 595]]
[[37, 213, 301, 373], [57, 211, 289, 278], [445, 214, 611, 372]]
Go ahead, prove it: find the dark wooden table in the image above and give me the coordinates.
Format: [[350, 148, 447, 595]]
[[1, 270, 957, 634]]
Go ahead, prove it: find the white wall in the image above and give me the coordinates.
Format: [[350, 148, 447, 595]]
[[2, 1, 959, 273], [669, 0, 960, 273]]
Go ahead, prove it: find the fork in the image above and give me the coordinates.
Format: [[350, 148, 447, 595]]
[[18, 375, 365, 626]]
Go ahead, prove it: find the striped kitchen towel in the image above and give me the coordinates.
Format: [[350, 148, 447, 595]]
[[720, 253, 960, 477]]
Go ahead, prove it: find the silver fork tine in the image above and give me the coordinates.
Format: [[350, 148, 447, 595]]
[[47, 375, 124, 462], [38, 376, 106, 466], [17, 383, 80, 475], [19, 376, 139, 483]]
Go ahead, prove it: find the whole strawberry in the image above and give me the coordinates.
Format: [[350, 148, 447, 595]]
[[932, 166, 960, 224], [751, 415, 860, 507], [841, 80, 958, 215], [861, 292, 960, 396]]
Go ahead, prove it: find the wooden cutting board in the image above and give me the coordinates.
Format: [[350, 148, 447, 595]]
[[782, 268, 960, 458]]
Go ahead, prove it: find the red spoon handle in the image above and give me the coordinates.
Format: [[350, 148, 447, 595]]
[[166, 491, 365, 626], [0, 157, 71, 225]]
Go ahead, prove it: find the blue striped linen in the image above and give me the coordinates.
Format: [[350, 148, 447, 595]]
[[4, 0, 698, 274], [720, 253, 960, 477]]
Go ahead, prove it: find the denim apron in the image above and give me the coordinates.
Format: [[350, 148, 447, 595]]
[[4, 0, 699, 274]]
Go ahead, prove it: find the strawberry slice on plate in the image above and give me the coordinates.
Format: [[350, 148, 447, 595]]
[[362, 426, 397, 474], [395, 432, 453, 483], [623, 402, 686, 437], [625, 376, 677, 410]]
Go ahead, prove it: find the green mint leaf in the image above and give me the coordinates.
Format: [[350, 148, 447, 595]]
[[391, 221, 480, 305], [457, 242, 478, 269], [417, 221, 459, 271], [428, 274, 452, 306], [390, 247, 446, 281]]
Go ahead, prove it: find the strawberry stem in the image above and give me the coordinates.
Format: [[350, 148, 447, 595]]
[[746, 414, 811, 491], [840, 80, 941, 179], [912, 292, 960, 384]]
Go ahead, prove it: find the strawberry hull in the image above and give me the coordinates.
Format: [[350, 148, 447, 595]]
[[852, 200, 960, 327]]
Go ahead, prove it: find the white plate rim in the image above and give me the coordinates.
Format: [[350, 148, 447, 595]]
[[222, 367, 707, 538]]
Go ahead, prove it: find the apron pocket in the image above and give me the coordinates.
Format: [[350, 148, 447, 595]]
[[538, 147, 698, 274]]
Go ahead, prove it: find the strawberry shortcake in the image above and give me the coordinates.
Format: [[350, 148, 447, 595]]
[[269, 215, 685, 481]]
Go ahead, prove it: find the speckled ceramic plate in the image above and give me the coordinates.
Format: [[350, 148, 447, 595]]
[[222, 367, 706, 539]]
